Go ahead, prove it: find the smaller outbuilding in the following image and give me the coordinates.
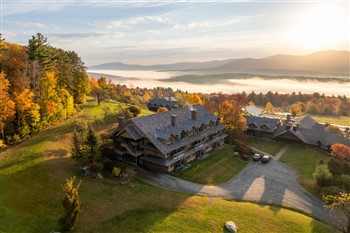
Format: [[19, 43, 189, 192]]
[[243, 105, 262, 116], [244, 115, 281, 138], [147, 97, 178, 112]]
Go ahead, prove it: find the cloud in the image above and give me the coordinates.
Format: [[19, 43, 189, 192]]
[[147, 30, 161, 34], [90, 16, 171, 29], [2, 2, 72, 16], [3, 20, 45, 29], [47, 32, 124, 39], [173, 13, 266, 30]]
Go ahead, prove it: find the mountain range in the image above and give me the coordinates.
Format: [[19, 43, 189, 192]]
[[89, 50, 350, 76]]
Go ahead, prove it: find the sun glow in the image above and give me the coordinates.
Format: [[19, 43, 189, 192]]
[[289, 6, 348, 50]]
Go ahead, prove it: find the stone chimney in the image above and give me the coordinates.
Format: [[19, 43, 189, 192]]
[[286, 114, 291, 123], [191, 109, 198, 120], [118, 117, 125, 126], [171, 115, 177, 127]]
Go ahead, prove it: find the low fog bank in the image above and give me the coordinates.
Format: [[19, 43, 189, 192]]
[[88, 70, 350, 97]]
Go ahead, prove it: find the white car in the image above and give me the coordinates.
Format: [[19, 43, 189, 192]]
[[253, 153, 262, 161]]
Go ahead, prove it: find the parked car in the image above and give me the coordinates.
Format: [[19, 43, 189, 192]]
[[261, 155, 272, 163], [253, 153, 262, 161]]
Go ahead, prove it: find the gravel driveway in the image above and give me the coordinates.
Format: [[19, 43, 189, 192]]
[[140, 159, 330, 224]]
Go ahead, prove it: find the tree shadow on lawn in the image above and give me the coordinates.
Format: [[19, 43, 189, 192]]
[[1, 146, 193, 233], [0, 157, 75, 233]]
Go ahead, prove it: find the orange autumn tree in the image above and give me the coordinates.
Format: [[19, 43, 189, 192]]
[[13, 88, 40, 136], [185, 93, 202, 105], [157, 107, 168, 113], [0, 72, 15, 140], [331, 143, 350, 163], [223, 103, 247, 143]]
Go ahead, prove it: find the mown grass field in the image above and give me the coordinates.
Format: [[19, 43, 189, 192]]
[[171, 146, 248, 185], [262, 113, 350, 126], [0, 99, 337, 232], [309, 114, 350, 126], [279, 145, 330, 196], [247, 137, 285, 156]]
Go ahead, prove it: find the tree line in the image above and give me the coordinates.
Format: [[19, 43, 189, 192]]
[[0, 33, 89, 146], [247, 91, 349, 116]]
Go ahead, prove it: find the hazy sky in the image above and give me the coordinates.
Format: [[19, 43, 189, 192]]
[[1, 1, 349, 66]]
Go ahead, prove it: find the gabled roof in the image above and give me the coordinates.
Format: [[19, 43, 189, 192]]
[[148, 98, 177, 108], [125, 125, 142, 140], [273, 115, 350, 147], [293, 115, 324, 130], [245, 116, 280, 133], [115, 104, 225, 154], [244, 105, 262, 116]]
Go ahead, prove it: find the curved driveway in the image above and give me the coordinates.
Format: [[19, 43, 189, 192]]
[[139, 159, 331, 224]]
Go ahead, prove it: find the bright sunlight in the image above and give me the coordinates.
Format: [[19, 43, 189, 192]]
[[289, 6, 348, 50]]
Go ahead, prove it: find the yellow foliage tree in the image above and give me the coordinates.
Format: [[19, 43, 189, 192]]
[[0, 72, 15, 140], [39, 72, 58, 121], [185, 94, 202, 105], [265, 101, 274, 114], [89, 77, 99, 90], [14, 88, 39, 126]]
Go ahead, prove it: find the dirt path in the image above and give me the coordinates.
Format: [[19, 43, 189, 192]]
[[274, 144, 290, 160]]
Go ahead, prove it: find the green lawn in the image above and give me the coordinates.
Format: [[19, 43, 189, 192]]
[[279, 145, 330, 195], [247, 138, 285, 156], [171, 146, 248, 185], [0, 101, 337, 232], [309, 114, 350, 126], [262, 113, 350, 126]]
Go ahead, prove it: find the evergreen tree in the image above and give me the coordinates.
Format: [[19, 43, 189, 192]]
[[60, 177, 81, 231], [71, 128, 82, 159], [85, 125, 100, 159]]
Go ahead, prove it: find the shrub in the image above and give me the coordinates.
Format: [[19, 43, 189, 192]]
[[128, 105, 141, 117], [320, 186, 344, 196], [112, 167, 121, 177], [60, 177, 81, 231], [240, 154, 250, 161], [90, 161, 104, 172], [328, 157, 350, 176], [313, 164, 333, 187], [7, 134, 22, 145], [0, 139, 5, 148], [333, 175, 350, 192]]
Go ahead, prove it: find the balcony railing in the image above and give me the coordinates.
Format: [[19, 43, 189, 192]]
[[171, 134, 225, 161]]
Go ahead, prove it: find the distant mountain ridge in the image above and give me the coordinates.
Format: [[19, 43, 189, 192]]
[[89, 59, 233, 71], [89, 50, 349, 75]]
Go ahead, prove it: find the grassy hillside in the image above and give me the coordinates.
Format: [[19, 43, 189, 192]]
[[279, 145, 330, 196], [0, 100, 336, 232]]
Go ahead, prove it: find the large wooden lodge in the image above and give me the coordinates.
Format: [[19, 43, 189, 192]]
[[112, 105, 226, 172]]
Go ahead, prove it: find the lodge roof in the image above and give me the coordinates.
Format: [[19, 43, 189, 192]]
[[115, 104, 226, 154]]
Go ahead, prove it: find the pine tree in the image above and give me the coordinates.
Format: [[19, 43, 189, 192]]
[[85, 125, 100, 160], [72, 128, 82, 159], [60, 177, 81, 231]]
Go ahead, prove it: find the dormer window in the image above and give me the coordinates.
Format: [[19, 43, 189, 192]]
[[181, 130, 187, 139], [261, 124, 270, 130], [249, 123, 258, 128]]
